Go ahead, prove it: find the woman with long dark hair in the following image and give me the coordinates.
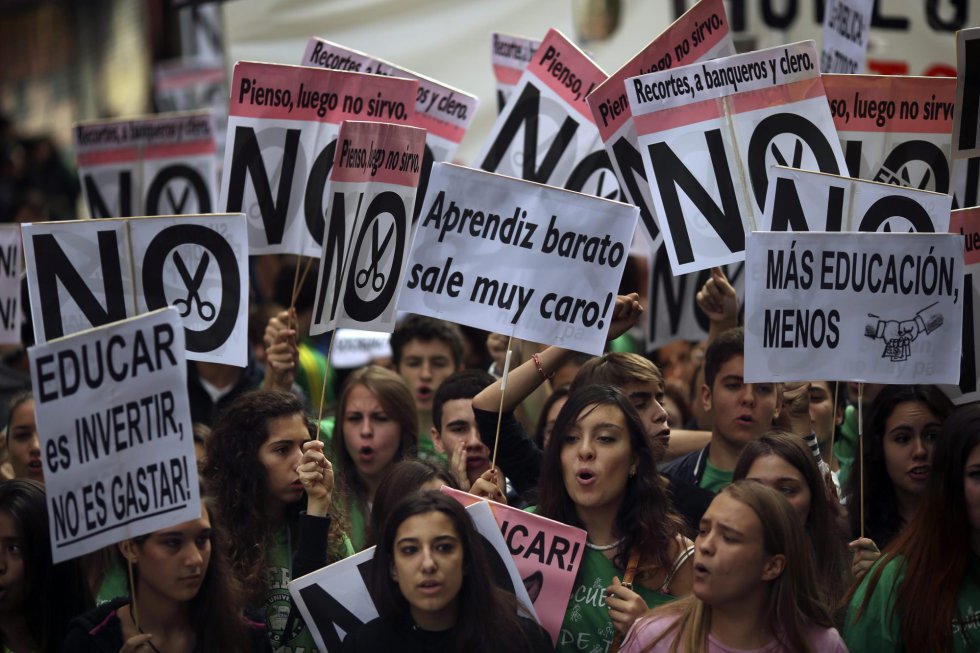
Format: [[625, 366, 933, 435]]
[[732, 431, 851, 609], [621, 481, 845, 653], [62, 497, 269, 652], [843, 403, 980, 652], [332, 365, 419, 551], [536, 385, 693, 651], [0, 479, 91, 653], [843, 384, 953, 580], [203, 389, 350, 652], [343, 491, 551, 652]]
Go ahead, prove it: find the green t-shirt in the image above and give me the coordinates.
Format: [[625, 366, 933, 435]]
[[843, 554, 980, 652], [263, 528, 318, 653], [698, 459, 733, 494], [834, 404, 859, 490], [95, 556, 128, 604], [557, 548, 677, 653]]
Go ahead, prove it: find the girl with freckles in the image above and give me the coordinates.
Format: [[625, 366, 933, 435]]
[[535, 385, 694, 653], [621, 481, 845, 653]]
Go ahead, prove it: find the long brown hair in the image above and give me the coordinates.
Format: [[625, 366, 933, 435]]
[[536, 384, 684, 574], [631, 481, 834, 653], [733, 431, 850, 608], [847, 403, 980, 652], [332, 365, 418, 504]]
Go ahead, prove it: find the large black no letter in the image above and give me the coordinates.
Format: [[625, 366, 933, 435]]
[[142, 224, 240, 352], [343, 192, 406, 322], [145, 164, 212, 214]]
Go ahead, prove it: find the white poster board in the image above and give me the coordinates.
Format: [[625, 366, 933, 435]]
[[154, 57, 229, 156], [942, 207, 980, 404], [74, 111, 218, 219], [288, 500, 534, 652], [29, 308, 198, 563], [491, 33, 540, 113], [0, 225, 21, 345], [744, 231, 964, 384], [820, 0, 874, 74], [310, 120, 427, 335], [23, 213, 248, 366], [953, 27, 980, 160], [586, 0, 735, 251], [218, 62, 418, 256], [399, 163, 638, 356], [627, 40, 848, 275]]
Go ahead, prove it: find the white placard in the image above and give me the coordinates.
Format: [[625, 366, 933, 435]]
[[820, 0, 874, 74], [218, 62, 418, 256], [310, 121, 427, 335], [627, 40, 848, 275], [491, 33, 541, 112], [942, 207, 980, 404], [154, 57, 229, 156], [744, 231, 964, 384], [0, 225, 21, 344], [399, 163, 638, 356], [74, 111, 218, 219], [29, 308, 198, 563], [760, 166, 952, 234], [953, 27, 980, 160], [23, 213, 248, 366], [288, 500, 534, 652]]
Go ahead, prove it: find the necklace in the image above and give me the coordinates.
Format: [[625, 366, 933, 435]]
[[585, 537, 625, 551], [129, 605, 163, 653]]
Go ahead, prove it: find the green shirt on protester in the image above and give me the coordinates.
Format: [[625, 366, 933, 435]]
[[698, 459, 733, 494], [843, 554, 980, 652]]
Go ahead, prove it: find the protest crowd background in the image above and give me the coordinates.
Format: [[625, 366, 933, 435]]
[[1, 1, 980, 652]]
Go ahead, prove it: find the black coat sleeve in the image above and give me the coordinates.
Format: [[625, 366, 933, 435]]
[[474, 406, 543, 496]]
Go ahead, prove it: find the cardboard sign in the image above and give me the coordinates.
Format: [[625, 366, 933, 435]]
[[399, 163, 639, 356], [586, 0, 735, 250], [302, 37, 478, 166], [820, 0, 873, 74], [75, 111, 218, 219], [760, 166, 952, 234], [744, 231, 964, 384], [942, 207, 980, 404], [29, 308, 198, 563], [491, 33, 541, 112], [645, 242, 745, 351], [441, 487, 586, 645], [310, 121, 427, 335], [476, 30, 621, 205], [218, 62, 418, 256], [288, 500, 534, 652], [0, 225, 21, 345], [953, 27, 980, 159], [23, 213, 248, 366], [627, 40, 848, 275], [154, 57, 229, 156]]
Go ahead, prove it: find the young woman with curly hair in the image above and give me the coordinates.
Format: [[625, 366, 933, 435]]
[[535, 384, 694, 652], [203, 389, 351, 653]]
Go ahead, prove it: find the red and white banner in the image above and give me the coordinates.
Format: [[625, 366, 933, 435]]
[[586, 0, 734, 252], [491, 33, 541, 113], [627, 40, 847, 275], [218, 62, 418, 256], [311, 120, 427, 335], [302, 38, 478, 165], [75, 111, 217, 219]]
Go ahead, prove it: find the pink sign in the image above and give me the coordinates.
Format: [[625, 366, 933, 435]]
[[951, 207, 980, 267], [441, 486, 586, 645]]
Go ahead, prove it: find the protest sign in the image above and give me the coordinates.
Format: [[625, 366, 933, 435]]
[[218, 62, 418, 256], [154, 57, 229, 156], [820, 0, 873, 74], [0, 225, 21, 345], [310, 120, 427, 335], [760, 166, 952, 234], [942, 207, 980, 404], [646, 242, 744, 351], [476, 29, 621, 205], [23, 213, 248, 366], [491, 33, 541, 112], [744, 231, 964, 384], [29, 307, 198, 563], [288, 499, 534, 652], [399, 163, 639, 356], [75, 111, 218, 219], [302, 37, 478, 167], [953, 27, 980, 160], [627, 40, 848, 275], [586, 0, 735, 250], [441, 486, 586, 645]]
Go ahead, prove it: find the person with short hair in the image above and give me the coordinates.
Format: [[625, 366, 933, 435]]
[[4, 392, 40, 483]]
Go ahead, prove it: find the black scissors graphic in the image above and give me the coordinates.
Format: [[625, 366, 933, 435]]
[[173, 252, 216, 320], [355, 221, 394, 293]]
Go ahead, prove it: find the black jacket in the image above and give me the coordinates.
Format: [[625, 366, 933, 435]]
[[341, 614, 553, 653]]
